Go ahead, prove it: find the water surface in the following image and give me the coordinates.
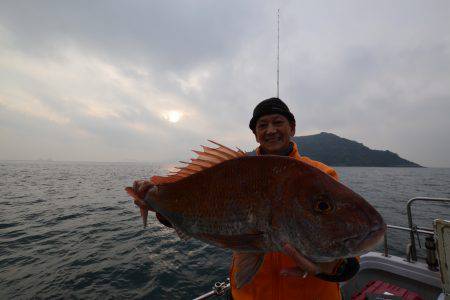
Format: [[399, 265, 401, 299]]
[[1, 162, 449, 299]]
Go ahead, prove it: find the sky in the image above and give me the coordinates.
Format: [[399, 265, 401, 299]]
[[0, 1, 449, 167]]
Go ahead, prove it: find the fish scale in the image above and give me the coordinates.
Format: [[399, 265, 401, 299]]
[[153, 157, 273, 239]]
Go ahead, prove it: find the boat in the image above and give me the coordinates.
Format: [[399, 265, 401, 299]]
[[194, 197, 450, 300]]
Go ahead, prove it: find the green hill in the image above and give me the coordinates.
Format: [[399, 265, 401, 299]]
[[293, 132, 421, 167]]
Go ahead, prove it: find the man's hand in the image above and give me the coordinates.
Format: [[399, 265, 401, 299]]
[[125, 180, 173, 228], [280, 243, 341, 278], [132, 180, 154, 201]]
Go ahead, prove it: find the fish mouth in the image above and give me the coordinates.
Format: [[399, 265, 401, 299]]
[[343, 224, 386, 254]]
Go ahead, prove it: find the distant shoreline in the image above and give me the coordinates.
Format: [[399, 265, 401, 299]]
[[0, 160, 442, 168]]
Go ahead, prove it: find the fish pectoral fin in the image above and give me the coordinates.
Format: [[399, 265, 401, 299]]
[[282, 243, 319, 274], [233, 252, 265, 289], [199, 232, 265, 251]]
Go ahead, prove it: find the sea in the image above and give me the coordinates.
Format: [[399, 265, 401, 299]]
[[1, 161, 449, 299]]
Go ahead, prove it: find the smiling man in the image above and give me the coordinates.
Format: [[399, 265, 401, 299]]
[[229, 97, 359, 300], [251, 98, 297, 156]]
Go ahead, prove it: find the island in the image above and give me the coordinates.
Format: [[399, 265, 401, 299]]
[[293, 132, 421, 167], [247, 132, 421, 167]]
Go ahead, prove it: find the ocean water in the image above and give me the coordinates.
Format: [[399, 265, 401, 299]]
[[0, 161, 449, 299]]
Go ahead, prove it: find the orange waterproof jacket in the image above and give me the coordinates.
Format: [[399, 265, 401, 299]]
[[230, 142, 341, 300]]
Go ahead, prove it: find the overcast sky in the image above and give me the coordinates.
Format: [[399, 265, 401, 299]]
[[1, 1, 449, 167]]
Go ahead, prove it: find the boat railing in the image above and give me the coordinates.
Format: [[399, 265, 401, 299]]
[[406, 197, 450, 262], [382, 197, 450, 267]]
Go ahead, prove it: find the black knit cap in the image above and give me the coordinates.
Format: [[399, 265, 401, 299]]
[[249, 97, 295, 131]]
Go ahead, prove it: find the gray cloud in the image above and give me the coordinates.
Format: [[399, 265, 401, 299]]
[[1, 0, 449, 167]]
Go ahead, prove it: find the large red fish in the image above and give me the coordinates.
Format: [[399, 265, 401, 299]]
[[126, 141, 386, 288]]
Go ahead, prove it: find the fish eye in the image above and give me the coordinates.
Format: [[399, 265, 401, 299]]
[[314, 195, 333, 214]]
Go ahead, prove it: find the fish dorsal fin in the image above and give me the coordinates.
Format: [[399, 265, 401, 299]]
[[151, 175, 181, 185], [150, 140, 245, 185], [191, 158, 215, 168], [179, 161, 203, 172], [201, 145, 232, 160]]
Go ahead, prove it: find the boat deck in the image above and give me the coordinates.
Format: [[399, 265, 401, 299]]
[[341, 266, 442, 299]]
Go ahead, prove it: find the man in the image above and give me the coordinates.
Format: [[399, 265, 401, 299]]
[[130, 97, 359, 299], [228, 97, 359, 300]]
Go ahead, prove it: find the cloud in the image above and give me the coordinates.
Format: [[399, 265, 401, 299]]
[[0, 1, 449, 166]]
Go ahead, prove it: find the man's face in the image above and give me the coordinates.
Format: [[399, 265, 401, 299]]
[[255, 114, 295, 154]]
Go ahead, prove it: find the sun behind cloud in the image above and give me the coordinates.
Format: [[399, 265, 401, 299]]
[[162, 110, 183, 123]]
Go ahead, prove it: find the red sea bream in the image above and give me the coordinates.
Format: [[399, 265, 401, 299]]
[[125, 141, 386, 288]]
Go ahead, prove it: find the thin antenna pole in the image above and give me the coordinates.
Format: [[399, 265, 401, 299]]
[[277, 9, 280, 98]]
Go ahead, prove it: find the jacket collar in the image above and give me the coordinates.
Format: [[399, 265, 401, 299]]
[[256, 141, 301, 159]]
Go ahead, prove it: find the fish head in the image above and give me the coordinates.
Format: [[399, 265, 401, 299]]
[[275, 169, 386, 262]]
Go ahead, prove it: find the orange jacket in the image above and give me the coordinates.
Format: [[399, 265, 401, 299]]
[[230, 142, 341, 300]]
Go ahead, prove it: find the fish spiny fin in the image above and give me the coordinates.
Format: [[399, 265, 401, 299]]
[[167, 175, 184, 181], [207, 140, 244, 158], [179, 161, 205, 172], [174, 167, 196, 175], [192, 150, 223, 164], [191, 158, 215, 168], [236, 147, 246, 156], [185, 165, 203, 172], [171, 172, 189, 178], [201, 145, 231, 160], [151, 140, 246, 184]]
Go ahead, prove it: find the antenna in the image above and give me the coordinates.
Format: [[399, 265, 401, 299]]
[[277, 9, 280, 98]]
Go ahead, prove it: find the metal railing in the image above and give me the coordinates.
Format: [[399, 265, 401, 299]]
[[383, 224, 434, 259], [406, 197, 450, 261], [383, 197, 450, 263]]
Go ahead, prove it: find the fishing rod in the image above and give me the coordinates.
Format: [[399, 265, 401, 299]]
[[277, 8, 280, 98]]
